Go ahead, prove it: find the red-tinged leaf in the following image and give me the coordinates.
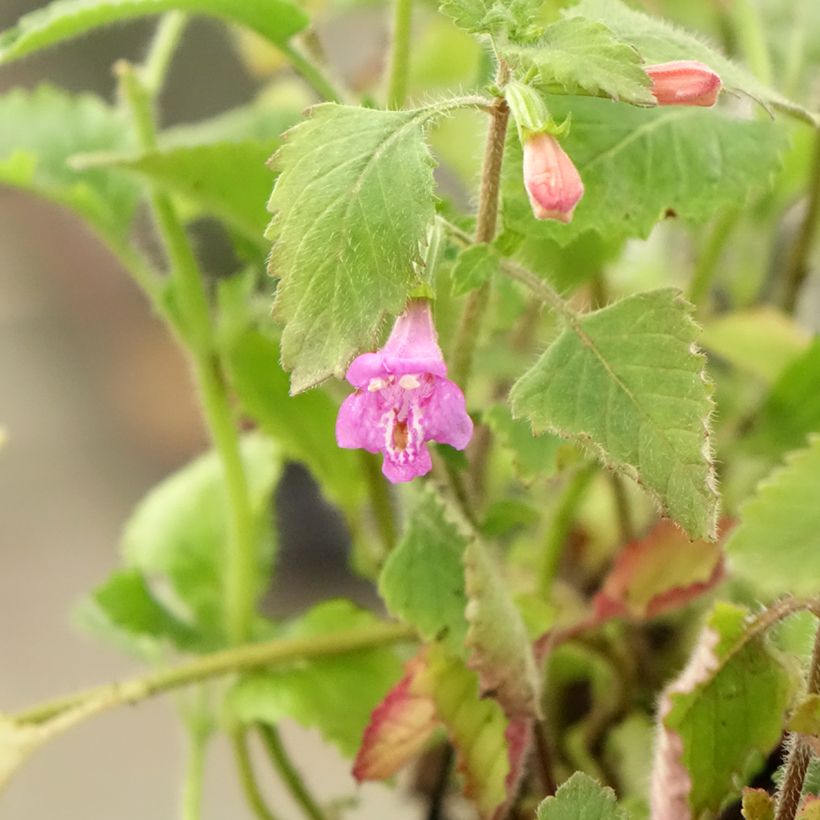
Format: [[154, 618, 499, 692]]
[[428, 648, 532, 820], [593, 519, 728, 622], [353, 653, 439, 782], [464, 539, 542, 720], [798, 797, 820, 820], [741, 788, 775, 820]]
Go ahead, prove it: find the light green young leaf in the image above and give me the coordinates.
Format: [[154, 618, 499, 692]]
[[227, 600, 403, 757], [223, 329, 363, 510], [75, 568, 200, 656], [439, 0, 541, 42], [267, 104, 438, 392], [77, 140, 279, 244], [451, 243, 500, 296], [122, 433, 282, 642], [662, 603, 794, 814], [568, 0, 815, 124], [0, 85, 137, 246], [742, 788, 775, 820], [787, 693, 820, 737], [502, 96, 787, 245], [379, 485, 470, 655], [0, 0, 308, 64], [504, 17, 654, 105], [726, 436, 820, 599], [536, 771, 627, 820], [464, 540, 541, 719], [510, 289, 719, 540]]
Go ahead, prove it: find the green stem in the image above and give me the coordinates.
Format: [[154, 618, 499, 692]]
[[782, 127, 820, 314], [539, 464, 596, 597], [279, 40, 343, 103], [233, 732, 280, 820], [359, 451, 397, 557], [15, 622, 416, 726], [181, 722, 208, 820], [610, 474, 634, 544], [730, 0, 773, 87], [143, 12, 188, 97], [688, 208, 740, 309], [386, 0, 413, 109], [258, 725, 327, 820]]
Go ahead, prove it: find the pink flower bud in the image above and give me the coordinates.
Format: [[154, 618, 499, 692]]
[[522, 133, 584, 223], [645, 60, 722, 107]]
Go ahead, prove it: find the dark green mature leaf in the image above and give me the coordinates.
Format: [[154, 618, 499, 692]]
[[502, 96, 787, 245], [79, 141, 278, 244], [0, 85, 137, 245], [75, 568, 199, 656], [451, 243, 499, 296], [747, 339, 820, 457], [662, 603, 794, 815], [536, 771, 626, 820], [267, 104, 438, 392], [568, 0, 815, 123], [379, 486, 470, 655], [464, 540, 541, 718], [0, 0, 308, 64], [227, 600, 403, 757], [726, 436, 820, 599], [122, 433, 282, 641], [223, 329, 363, 509], [505, 17, 654, 105], [510, 289, 719, 539]]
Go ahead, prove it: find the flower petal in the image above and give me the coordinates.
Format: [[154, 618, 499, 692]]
[[425, 378, 473, 450], [336, 391, 385, 453], [382, 444, 433, 483]]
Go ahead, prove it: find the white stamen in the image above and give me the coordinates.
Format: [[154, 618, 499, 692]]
[[398, 374, 421, 390], [368, 377, 387, 392]]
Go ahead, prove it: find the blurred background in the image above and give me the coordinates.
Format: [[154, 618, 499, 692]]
[[0, 1, 414, 817]]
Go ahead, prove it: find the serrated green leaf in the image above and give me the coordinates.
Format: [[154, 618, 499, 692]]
[[464, 540, 541, 719], [0, 0, 308, 65], [483, 403, 563, 483], [227, 600, 403, 757], [568, 0, 815, 123], [379, 486, 470, 654], [510, 289, 719, 539], [726, 436, 820, 599], [75, 568, 199, 657], [505, 17, 655, 105], [451, 243, 499, 296], [701, 307, 810, 385], [223, 329, 363, 510], [78, 140, 278, 244], [747, 339, 820, 458], [502, 95, 787, 245], [536, 771, 626, 819], [0, 85, 137, 245], [742, 788, 775, 820], [267, 104, 438, 392], [439, 0, 541, 42], [662, 603, 794, 814], [122, 433, 282, 643]]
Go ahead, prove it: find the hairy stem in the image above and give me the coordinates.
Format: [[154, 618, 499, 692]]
[[233, 732, 280, 820], [386, 0, 413, 108], [258, 725, 327, 820], [775, 622, 820, 820], [279, 40, 343, 103], [782, 127, 820, 314]]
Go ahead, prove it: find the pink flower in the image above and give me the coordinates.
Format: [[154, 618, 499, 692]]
[[336, 300, 473, 483], [645, 60, 721, 107], [522, 132, 584, 223]]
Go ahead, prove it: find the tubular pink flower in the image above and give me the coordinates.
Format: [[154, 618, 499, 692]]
[[336, 300, 473, 483], [645, 60, 722, 107], [522, 132, 584, 223]]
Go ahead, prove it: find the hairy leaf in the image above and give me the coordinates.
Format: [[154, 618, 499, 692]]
[[502, 96, 787, 245], [593, 519, 725, 621], [510, 289, 719, 539], [451, 243, 499, 296], [227, 600, 403, 757], [439, 0, 541, 42], [742, 789, 775, 820], [726, 436, 820, 599], [353, 652, 439, 781], [464, 540, 542, 718], [0, 0, 308, 64], [788, 694, 820, 737], [122, 433, 282, 642], [505, 17, 654, 105], [268, 104, 438, 392], [0, 85, 137, 245], [379, 486, 470, 654], [536, 771, 626, 819], [657, 603, 794, 815]]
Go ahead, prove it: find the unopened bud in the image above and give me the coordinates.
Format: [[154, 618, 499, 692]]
[[645, 60, 721, 107], [522, 132, 584, 223]]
